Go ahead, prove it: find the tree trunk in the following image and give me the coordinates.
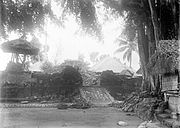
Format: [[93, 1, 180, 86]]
[[0, 0, 3, 37], [148, 0, 162, 93], [146, 21, 156, 56], [148, 0, 159, 48], [130, 53, 132, 68], [0, 0, 6, 38], [137, 24, 147, 90], [137, 22, 155, 91]]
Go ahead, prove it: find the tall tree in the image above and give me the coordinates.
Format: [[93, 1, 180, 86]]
[[101, 0, 157, 90], [1, 0, 178, 90], [148, 0, 159, 48], [103, 0, 179, 91]]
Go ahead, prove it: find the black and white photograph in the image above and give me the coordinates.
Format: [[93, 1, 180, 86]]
[[0, 0, 179, 128]]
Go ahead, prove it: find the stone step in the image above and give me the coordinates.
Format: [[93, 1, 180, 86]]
[[80, 86, 114, 106]]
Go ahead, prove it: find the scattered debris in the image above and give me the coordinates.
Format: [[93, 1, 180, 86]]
[[117, 121, 128, 127], [56, 94, 92, 109], [120, 92, 165, 121], [126, 113, 136, 116], [137, 121, 163, 128], [40, 101, 47, 104], [81, 70, 100, 86], [137, 121, 148, 128], [108, 101, 123, 108], [69, 102, 91, 109], [80, 87, 114, 106], [57, 103, 69, 109], [20, 101, 29, 104], [121, 93, 142, 112]]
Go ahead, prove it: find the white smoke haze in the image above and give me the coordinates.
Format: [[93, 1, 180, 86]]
[[0, 2, 140, 71]]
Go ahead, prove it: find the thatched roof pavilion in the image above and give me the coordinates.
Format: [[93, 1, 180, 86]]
[[1, 38, 40, 71], [1, 38, 39, 55]]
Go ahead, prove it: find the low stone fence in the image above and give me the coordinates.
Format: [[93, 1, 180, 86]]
[[0, 103, 58, 108]]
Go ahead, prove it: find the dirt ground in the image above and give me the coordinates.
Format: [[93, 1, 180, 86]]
[[0, 107, 143, 128]]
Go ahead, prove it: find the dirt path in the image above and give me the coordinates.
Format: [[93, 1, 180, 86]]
[[0, 107, 143, 128]]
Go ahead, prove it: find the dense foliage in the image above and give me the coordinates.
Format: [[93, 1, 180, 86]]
[[0, 0, 57, 38], [148, 40, 179, 74], [40, 59, 89, 73], [0, 0, 178, 90], [58, 0, 102, 39]]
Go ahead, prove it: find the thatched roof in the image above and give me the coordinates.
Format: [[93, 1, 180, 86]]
[[147, 40, 179, 75], [90, 57, 135, 76], [1, 39, 40, 55]]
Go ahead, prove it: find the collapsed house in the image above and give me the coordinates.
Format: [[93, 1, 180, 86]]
[[0, 40, 113, 106], [90, 57, 142, 100], [0, 39, 142, 107]]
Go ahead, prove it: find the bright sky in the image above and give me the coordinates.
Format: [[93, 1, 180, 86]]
[[0, 2, 140, 71]]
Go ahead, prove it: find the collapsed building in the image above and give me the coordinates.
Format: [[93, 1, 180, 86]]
[[0, 39, 142, 106]]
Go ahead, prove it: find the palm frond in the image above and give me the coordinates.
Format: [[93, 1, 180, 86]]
[[114, 46, 129, 53], [123, 48, 130, 60], [114, 38, 128, 46]]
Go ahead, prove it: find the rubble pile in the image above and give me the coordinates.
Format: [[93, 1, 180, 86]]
[[70, 94, 92, 109], [121, 93, 142, 112], [80, 87, 114, 106], [80, 71, 100, 86], [121, 92, 163, 121], [108, 101, 123, 108], [100, 70, 142, 100], [57, 94, 92, 109], [134, 98, 159, 121]]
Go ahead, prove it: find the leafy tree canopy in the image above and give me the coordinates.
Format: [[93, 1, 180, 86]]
[[1, 0, 57, 38], [59, 0, 102, 40]]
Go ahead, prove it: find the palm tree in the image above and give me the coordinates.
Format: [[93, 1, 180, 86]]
[[114, 38, 137, 68]]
